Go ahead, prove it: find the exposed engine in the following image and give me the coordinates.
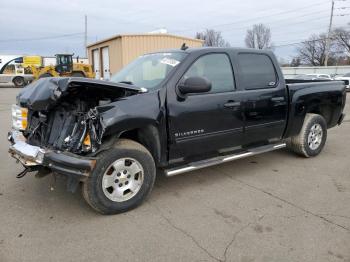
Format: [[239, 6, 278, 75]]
[[17, 77, 143, 155], [24, 100, 104, 154]]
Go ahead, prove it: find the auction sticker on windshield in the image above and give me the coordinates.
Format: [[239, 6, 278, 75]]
[[160, 57, 180, 67]]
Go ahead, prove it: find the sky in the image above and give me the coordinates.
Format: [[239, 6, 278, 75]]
[[0, 0, 349, 62]]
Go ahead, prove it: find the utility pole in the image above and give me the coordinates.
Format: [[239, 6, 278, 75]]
[[84, 15, 88, 57], [325, 0, 335, 66]]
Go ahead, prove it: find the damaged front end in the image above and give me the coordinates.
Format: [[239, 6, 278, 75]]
[[25, 101, 104, 155], [8, 77, 145, 188]]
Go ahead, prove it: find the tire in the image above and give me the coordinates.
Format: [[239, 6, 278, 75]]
[[82, 139, 156, 214], [39, 73, 52, 78], [71, 72, 85, 77], [287, 113, 327, 157], [12, 76, 25, 87]]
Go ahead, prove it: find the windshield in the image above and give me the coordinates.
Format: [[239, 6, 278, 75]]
[[56, 55, 72, 65], [110, 52, 186, 90], [343, 73, 350, 77]]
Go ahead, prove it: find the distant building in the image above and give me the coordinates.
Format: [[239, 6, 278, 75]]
[[86, 33, 203, 80]]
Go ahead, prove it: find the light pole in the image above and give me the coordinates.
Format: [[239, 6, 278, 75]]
[[324, 0, 335, 66]]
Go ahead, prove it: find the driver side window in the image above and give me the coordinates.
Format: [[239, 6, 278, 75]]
[[182, 53, 235, 93]]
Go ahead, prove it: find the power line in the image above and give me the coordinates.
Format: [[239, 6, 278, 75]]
[[171, 1, 330, 33], [274, 36, 333, 48], [240, 24, 329, 44], [271, 23, 329, 37], [0, 32, 84, 43], [221, 14, 329, 34], [252, 22, 348, 48]]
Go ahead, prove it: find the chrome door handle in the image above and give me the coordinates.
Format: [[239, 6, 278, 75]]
[[224, 101, 241, 108]]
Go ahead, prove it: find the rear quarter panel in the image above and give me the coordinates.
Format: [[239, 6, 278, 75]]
[[283, 81, 346, 138]]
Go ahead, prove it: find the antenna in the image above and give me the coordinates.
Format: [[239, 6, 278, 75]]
[[181, 43, 188, 50], [84, 15, 88, 57]]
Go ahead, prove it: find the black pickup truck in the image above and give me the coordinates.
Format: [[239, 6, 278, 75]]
[[8, 47, 346, 214]]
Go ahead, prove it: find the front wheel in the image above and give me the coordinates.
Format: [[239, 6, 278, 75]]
[[82, 139, 156, 214], [287, 113, 327, 157]]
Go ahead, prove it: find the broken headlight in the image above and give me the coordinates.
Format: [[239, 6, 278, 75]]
[[11, 104, 28, 130], [82, 133, 92, 151]]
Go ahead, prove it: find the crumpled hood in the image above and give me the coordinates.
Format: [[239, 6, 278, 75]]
[[17, 77, 145, 111]]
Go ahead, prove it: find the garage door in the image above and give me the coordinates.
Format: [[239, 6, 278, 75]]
[[92, 49, 100, 79], [101, 47, 110, 80]]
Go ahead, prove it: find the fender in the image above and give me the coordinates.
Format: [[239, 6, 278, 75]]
[[97, 90, 168, 166], [283, 82, 345, 138]]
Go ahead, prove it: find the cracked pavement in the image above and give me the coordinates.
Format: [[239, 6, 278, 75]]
[[0, 89, 349, 262]]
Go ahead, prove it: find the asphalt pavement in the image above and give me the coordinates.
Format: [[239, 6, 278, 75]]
[[0, 88, 349, 262]]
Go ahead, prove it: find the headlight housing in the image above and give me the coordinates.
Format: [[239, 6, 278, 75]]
[[12, 104, 28, 130]]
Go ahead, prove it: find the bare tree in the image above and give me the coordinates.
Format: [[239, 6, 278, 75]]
[[290, 57, 301, 67], [195, 29, 230, 47], [245, 24, 272, 49], [296, 34, 336, 66], [333, 27, 350, 54]]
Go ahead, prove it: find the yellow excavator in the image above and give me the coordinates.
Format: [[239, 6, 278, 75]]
[[31, 54, 95, 80]]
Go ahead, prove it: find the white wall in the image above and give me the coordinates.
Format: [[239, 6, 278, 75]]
[[282, 66, 350, 78]]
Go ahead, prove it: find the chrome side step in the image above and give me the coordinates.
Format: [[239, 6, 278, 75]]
[[165, 142, 286, 177]]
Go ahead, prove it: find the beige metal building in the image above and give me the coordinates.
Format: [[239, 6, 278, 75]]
[[86, 33, 203, 80]]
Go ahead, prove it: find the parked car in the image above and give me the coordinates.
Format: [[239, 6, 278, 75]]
[[334, 73, 350, 92], [8, 47, 347, 214], [307, 74, 333, 80], [294, 74, 333, 80]]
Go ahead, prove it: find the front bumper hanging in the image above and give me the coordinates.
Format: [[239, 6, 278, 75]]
[[8, 130, 96, 178]]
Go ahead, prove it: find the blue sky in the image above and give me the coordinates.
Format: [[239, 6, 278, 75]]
[[0, 0, 349, 62]]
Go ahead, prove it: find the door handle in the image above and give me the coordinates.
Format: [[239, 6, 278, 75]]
[[271, 97, 285, 102], [224, 101, 241, 108]]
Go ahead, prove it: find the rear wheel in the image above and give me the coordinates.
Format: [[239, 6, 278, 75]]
[[82, 139, 156, 214], [12, 76, 25, 87], [287, 113, 327, 157]]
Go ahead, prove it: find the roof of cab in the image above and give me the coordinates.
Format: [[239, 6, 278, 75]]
[[148, 46, 274, 55]]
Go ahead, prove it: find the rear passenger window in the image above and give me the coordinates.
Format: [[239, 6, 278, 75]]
[[238, 53, 277, 90], [183, 53, 234, 93]]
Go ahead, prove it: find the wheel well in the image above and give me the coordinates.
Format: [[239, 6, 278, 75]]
[[72, 71, 85, 76], [39, 73, 53, 78], [307, 104, 333, 126], [118, 126, 161, 165]]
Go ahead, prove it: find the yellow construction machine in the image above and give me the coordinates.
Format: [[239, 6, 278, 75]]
[[31, 54, 95, 79]]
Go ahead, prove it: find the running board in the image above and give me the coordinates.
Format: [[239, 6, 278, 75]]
[[165, 142, 286, 177]]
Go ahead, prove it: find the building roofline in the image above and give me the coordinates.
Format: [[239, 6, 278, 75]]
[[86, 33, 204, 48]]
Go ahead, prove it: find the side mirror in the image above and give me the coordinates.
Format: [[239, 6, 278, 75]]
[[178, 76, 212, 95]]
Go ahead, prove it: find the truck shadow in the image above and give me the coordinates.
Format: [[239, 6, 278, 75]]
[[8, 148, 299, 216]]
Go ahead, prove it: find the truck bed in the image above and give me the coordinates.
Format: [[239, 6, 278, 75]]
[[283, 79, 346, 138]]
